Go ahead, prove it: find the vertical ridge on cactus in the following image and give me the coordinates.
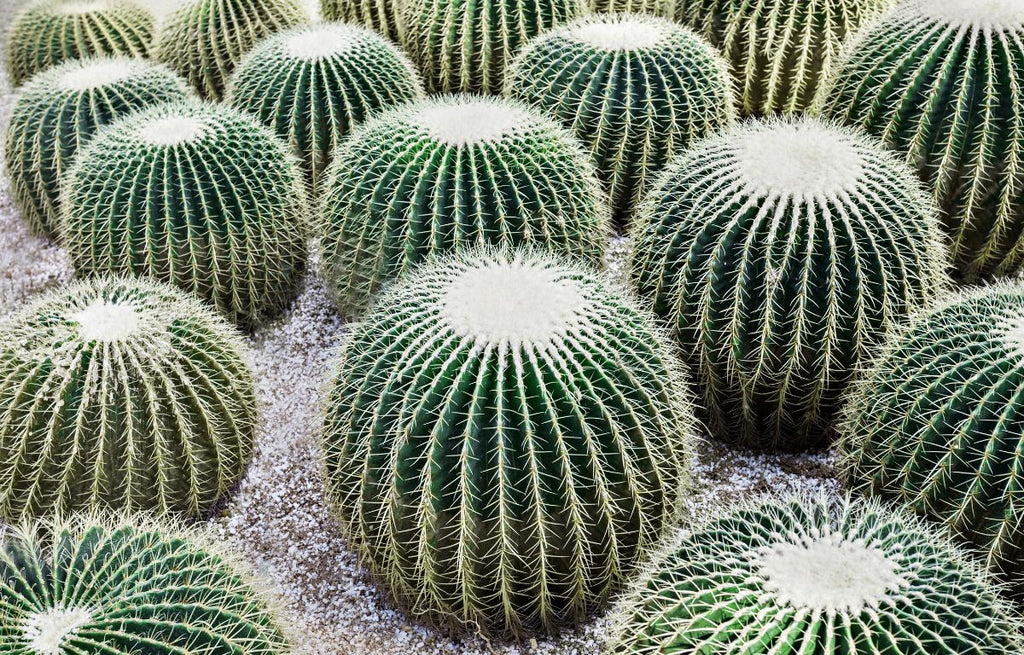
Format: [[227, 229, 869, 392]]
[[319, 94, 610, 319], [321, 0, 402, 43], [156, 0, 309, 100], [630, 117, 947, 450], [820, 0, 1024, 280], [321, 249, 697, 637], [611, 493, 1024, 654], [228, 23, 423, 196], [4, 57, 189, 237], [401, 0, 584, 93], [507, 13, 735, 222], [675, 0, 893, 116], [0, 276, 257, 521], [589, 0, 673, 15], [840, 282, 1024, 591], [60, 100, 309, 326], [0, 514, 288, 655]]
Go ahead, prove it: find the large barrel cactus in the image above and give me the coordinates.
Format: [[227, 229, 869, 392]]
[[319, 95, 610, 319], [0, 276, 256, 521], [630, 117, 947, 450], [322, 249, 696, 636], [676, 0, 892, 116], [841, 283, 1024, 590], [5, 58, 189, 237], [228, 23, 423, 195], [156, 0, 309, 100], [401, 0, 584, 93], [61, 100, 309, 326], [6, 0, 154, 88], [1, 515, 288, 655], [820, 0, 1024, 280], [508, 13, 735, 221], [612, 494, 1023, 654], [321, 0, 402, 43]]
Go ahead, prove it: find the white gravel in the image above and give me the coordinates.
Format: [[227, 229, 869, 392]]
[[0, 2, 838, 653]]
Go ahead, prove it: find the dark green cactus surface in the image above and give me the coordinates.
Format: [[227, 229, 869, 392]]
[[321, 0, 402, 43]]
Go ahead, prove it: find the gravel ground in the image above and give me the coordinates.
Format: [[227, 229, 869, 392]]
[[0, 2, 838, 653]]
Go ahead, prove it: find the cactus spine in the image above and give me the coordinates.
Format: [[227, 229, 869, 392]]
[[322, 249, 696, 637], [508, 13, 735, 222], [589, 0, 673, 15], [0, 276, 257, 521], [630, 117, 947, 450], [321, 0, 402, 43], [820, 0, 1024, 280], [6, 0, 154, 88], [5, 58, 189, 237]]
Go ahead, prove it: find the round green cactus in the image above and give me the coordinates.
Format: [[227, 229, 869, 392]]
[[820, 0, 1024, 280], [0, 276, 256, 521], [676, 0, 892, 116], [322, 249, 696, 637], [630, 118, 947, 451], [4, 58, 189, 237], [0, 514, 287, 655], [6, 0, 154, 88], [156, 0, 309, 100], [401, 0, 584, 93], [227, 23, 423, 196], [321, 0, 402, 43], [60, 100, 309, 326], [508, 13, 735, 221], [319, 94, 610, 319], [612, 493, 1023, 654], [840, 283, 1024, 590]]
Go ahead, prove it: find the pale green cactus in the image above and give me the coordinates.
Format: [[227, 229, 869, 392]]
[[228, 23, 423, 196], [612, 494, 1023, 654], [6, 0, 154, 88], [321, 0, 402, 43], [322, 249, 697, 637], [630, 117, 948, 450], [156, 0, 309, 100], [820, 0, 1024, 280], [319, 94, 610, 319], [589, 0, 672, 15], [0, 276, 256, 521], [507, 13, 735, 221], [60, 100, 309, 326], [4, 57, 189, 237]]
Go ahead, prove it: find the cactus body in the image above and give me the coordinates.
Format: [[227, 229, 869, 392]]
[[630, 118, 947, 450], [589, 0, 672, 15], [61, 100, 309, 326], [612, 494, 1023, 654], [6, 0, 154, 88], [508, 13, 734, 222], [401, 0, 584, 93], [322, 249, 696, 637], [321, 0, 402, 43], [156, 0, 309, 100], [5, 58, 189, 237], [840, 283, 1024, 590], [0, 277, 256, 521], [676, 0, 891, 116], [319, 95, 610, 319], [0, 515, 287, 655], [820, 0, 1024, 280], [228, 23, 423, 196]]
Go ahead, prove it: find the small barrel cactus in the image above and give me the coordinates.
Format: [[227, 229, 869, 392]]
[[0, 276, 256, 521], [508, 13, 735, 221], [4, 58, 189, 237], [401, 0, 584, 93], [228, 23, 423, 195], [0, 515, 287, 655], [630, 117, 947, 450], [319, 94, 610, 319], [322, 249, 696, 636], [61, 100, 309, 326], [156, 0, 309, 100], [820, 0, 1024, 280], [612, 493, 1023, 654], [840, 283, 1024, 590], [6, 0, 154, 88], [321, 0, 402, 43], [676, 0, 892, 116]]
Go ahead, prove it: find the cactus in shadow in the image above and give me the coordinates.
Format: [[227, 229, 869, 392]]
[[321, 0, 403, 43]]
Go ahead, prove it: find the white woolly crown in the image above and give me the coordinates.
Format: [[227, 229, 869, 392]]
[[58, 58, 141, 92], [137, 114, 210, 146], [414, 99, 534, 146], [910, 0, 1024, 29], [569, 17, 667, 51], [22, 606, 93, 655], [71, 298, 143, 342], [283, 24, 360, 60]]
